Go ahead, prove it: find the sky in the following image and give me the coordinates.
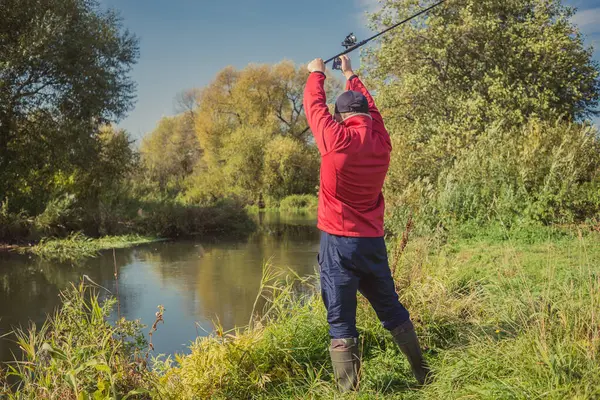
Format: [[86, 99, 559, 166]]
[[100, 0, 600, 141]]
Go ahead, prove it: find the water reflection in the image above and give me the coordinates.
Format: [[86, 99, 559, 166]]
[[0, 212, 319, 363]]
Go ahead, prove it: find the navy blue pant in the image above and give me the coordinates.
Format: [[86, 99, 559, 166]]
[[318, 231, 410, 339]]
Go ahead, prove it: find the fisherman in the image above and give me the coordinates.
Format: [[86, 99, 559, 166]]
[[303, 55, 430, 392]]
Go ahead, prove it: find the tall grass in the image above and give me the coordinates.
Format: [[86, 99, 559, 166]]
[[1, 282, 156, 399]]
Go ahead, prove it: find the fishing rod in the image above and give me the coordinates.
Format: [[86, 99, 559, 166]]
[[299, 1, 447, 136], [326, 0, 447, 70]]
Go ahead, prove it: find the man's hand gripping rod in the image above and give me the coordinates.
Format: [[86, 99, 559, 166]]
[[325, 0, 446, 70]]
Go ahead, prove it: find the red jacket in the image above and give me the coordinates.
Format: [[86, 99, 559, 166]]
[[303, 72, 392, 237]]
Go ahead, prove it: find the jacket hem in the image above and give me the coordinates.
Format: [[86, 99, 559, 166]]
[[317, 224, 384, 238]]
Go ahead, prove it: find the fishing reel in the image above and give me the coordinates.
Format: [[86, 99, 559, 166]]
[[332, 33, 357, 70]]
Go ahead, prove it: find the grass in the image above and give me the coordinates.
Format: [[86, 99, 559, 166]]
[[26, 233, 158, 262], [2, 226, 600, 399]]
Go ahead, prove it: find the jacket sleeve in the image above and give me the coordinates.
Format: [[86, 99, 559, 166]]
[[304, 72, 346, 155], [346, 75, 390, 148]]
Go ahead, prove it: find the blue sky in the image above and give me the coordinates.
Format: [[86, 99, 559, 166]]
[[101, 0, 600, 140]]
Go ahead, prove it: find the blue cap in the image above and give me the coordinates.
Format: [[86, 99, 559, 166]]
[[335, 91, 369, 114]]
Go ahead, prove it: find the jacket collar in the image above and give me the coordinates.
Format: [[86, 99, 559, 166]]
[[342, 113, 372, 128]]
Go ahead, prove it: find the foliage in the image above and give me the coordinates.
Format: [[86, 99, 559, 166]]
[[279, 194, 319, 213], [177, 61, 338, 204], [1, 282, 155, 399], [139, 114, 202, 194], [435, 119, 600, 225], [220, 127, 272, 200], [0, 201, 31, 242], [195, 61, 336, 152], [32, 195, 81, 238], [2, 195, 255, 252], [263, 138, 320, 201], [386, 119, 600, 232], [133, 199, 256, 239], [0, 0, 139, 214], [364, 0, 600, 230]]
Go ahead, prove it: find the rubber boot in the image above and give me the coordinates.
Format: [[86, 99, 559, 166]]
[[391, 320, 431, 385], [329, 338, 361, 392]]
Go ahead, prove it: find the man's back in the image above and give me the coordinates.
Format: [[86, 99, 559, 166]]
[[304, 72, 392, 237]]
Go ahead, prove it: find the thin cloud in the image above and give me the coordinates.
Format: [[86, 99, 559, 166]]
[[357, 0, 381, 13], [355, 0, 382, 27], [572, 7, 600, 33]]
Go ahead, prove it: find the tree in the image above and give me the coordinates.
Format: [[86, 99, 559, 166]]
[[185, 61, 338, 203], [0, 0, 139, 213], [263, 137, 319, 201], [140, 114, 203, 193], [194, 61, 341, 164], [363, 0, 600, 220]]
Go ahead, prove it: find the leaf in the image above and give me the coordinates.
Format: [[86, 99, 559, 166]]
[[41, 342, 67, 360], [122, 389, 150, 399]]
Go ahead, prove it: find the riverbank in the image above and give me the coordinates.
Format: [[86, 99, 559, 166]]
[[1, 199, 256, 262], [3, 226, 600, 398]]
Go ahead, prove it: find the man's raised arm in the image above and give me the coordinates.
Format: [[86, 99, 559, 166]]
[[303, 58, 344, 155], [339, 55, 387, 134]]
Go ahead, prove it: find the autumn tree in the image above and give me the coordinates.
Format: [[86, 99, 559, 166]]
[[184, 61, 338, 203], [195, 61, 340, 162], [263, 137, 320, 201], [140, 114, 203, 193]]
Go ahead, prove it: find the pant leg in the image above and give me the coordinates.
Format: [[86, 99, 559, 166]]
[[319, 232, 360, 339], [356, 237, 410, 331]]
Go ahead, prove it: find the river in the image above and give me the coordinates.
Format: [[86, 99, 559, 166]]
[[0, 212, 320, 364]]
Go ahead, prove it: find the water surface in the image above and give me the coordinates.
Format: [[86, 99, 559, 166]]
[[0, 212, 319, 363]]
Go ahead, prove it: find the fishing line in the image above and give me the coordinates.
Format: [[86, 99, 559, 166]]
[[326, 0, 447, 69]]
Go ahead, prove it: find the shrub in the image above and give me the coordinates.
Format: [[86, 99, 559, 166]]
[[385, 120, 600, 233], [0, 201, 32, 242], [436, 120, 600, 225], [279, 194, 319, 213], [33, 194, 82, 237], [134, 199, 255, 239]]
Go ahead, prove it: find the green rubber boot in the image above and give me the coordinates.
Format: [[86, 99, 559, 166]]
[[391, 320, 431, 385], [329, 338, 361, 392]]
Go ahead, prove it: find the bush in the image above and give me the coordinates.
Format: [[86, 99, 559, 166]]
[[386, 120, 600, 233], [436, 120, 600, 225], [1, 194, 255, 245], [33, 194, 82, 237], [134, 199, 255, 239], [279, 194, 319, 213], [0, 201, 32, 242]]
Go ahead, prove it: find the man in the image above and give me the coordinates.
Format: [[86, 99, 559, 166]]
[[303, 55, 430, 392]]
